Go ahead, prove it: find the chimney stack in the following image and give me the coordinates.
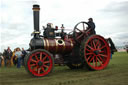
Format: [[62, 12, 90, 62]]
[[32, 5, 40, 32]]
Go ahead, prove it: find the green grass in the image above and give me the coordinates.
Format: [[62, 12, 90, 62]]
[[0, 52, 128, 85]]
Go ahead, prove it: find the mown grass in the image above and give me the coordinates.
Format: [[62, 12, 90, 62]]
[[0, 52, 128, 85]]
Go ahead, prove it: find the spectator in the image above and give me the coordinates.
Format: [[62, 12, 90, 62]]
[[12, 49, 17, 66], [7, 47, 13, 67], [0, 52, 3, 67], [3, 47, 13, 67], [1, 56, 4, 67], [21, 48, 27, 66], [3, 49, 7, 66], [15, 48, 22, 68]]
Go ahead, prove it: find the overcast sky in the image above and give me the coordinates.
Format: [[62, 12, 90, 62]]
[[0, 0, 128, 52]]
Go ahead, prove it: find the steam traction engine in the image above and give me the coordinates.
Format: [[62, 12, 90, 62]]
[[24, 5, 116, 77]]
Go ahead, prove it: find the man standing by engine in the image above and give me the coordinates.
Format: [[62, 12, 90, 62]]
[[87, 18, 96, 34]]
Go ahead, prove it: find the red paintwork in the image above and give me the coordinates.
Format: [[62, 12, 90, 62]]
[[27, 51, 53, 77], [84, 35, 111, 70], [43, 38, 74, 54]]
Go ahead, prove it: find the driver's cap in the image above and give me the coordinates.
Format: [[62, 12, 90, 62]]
[[88, 18, 93, 21]]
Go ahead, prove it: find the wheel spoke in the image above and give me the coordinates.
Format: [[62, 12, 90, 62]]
[[43, 64, 49, 68], [98, 54, 108, 58], [43, 55, 47, 61], [41, 67, 46, 72], [32, 66, 38, 71], [76, 33, 84, 40], [88, 56, 94, 63], [40, 52, 42, 60], [43, 60, 50, 64], [97, 57, 103, 66], [35, 55, 39, 61], [87, 45, 94, 51], [31, 59, 37, 63], [92, 40, 96, 49], [37, 68, 41, 74], [30, 63, 36, 67], [86, 49, 92, 52], [95, 40, 101, 49], [99, 51, 104, 53], [97, 55, 104, 62], [86, 53, 93, 55], [83, 23, 85, 30], [76, 28, 83, 33], [98, 45, 106, 50], [87, 55, 92, 61], [90, 41, 94, 48]]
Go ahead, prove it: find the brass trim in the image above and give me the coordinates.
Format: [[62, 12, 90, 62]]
[[43, 38, 46, 49], [32, 8, 40, 11], [56, 39, 64, 45], [70, 40, 73, 48], [56, 39, 65, 52], [33, 31, 40, 33], [46, 39, 49, 51], [45, 39, 47, 50], [55, 39, 58, 53]]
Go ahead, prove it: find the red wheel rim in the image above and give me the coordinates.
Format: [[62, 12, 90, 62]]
[[27, 51, 53, 77], [84, 35, 110, 70]]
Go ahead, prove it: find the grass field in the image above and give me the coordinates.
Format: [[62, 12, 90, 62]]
[[0, 52, 128, 85]]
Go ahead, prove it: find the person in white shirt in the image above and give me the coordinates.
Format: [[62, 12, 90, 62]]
[[15, 48, 22, 68]]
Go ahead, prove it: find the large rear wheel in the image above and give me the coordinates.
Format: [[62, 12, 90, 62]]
[[24, 49, 54, 77], [80, 35, 111, 70]]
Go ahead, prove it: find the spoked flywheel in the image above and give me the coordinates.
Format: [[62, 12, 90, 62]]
[[24, 49, 54, 77], [73, 21, 91, 44], [80, 35, 111, 70]]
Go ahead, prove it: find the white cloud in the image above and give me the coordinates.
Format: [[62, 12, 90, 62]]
[[1, 34, 31, 52], [0, 0, 128, 52], [105, 32, 128, 46]]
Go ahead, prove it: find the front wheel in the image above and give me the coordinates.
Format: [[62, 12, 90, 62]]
[[80, 35, 111, 70], [24, 49, 54, 77]]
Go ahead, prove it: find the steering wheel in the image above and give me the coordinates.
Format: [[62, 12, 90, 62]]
[[73, 21, 91, 44]]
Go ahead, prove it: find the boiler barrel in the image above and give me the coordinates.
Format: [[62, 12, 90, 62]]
[[43, 38, 73, 54]]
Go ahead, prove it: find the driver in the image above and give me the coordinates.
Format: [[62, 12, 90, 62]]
[[87, 18, 96, 34]]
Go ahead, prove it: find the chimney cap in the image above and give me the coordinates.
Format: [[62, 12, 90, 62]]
[[33, 4, 40, 8]]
